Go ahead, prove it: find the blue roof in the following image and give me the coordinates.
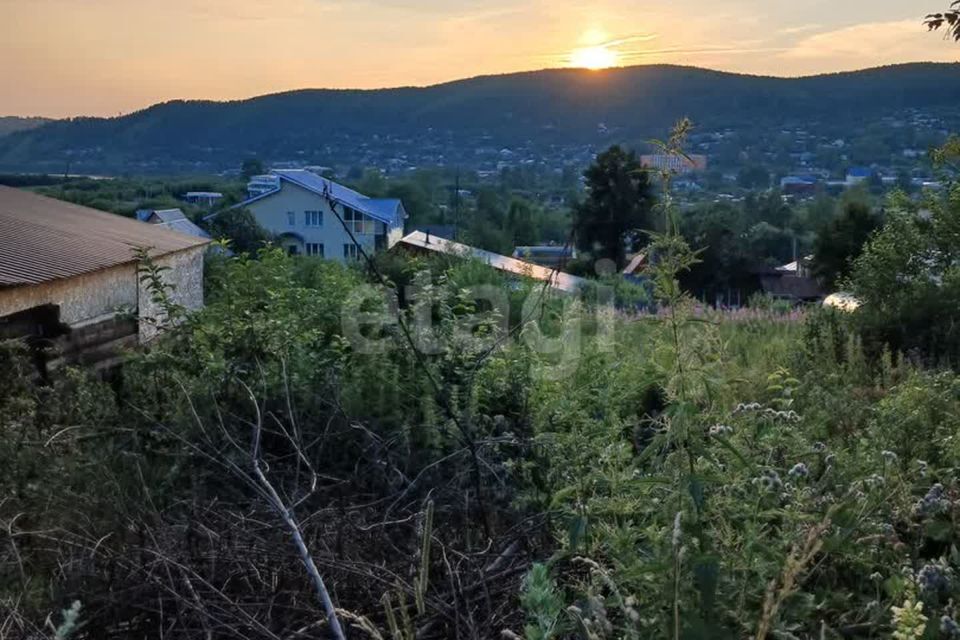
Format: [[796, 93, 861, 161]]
[[848, 167, 872, 177], [233, 169, 405, 226]]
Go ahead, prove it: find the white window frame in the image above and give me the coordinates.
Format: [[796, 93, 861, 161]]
[[304, 210, 322, 227], [343, 208, 373, 234]]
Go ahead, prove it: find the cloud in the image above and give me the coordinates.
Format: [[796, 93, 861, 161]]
[[777, 23, 823, 36], [779, 19, 957, 69]]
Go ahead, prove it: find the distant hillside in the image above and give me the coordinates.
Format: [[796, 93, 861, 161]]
[[0, 116, 53, 138], [2, 63, 959, 174]]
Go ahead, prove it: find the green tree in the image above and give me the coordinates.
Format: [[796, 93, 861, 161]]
[[737, 165, 771, 190], [572, 145, 655, 268], [506, 197, 540, 246], [241, 157, 265, 179], [849, 185, 960, 365], [812, 202, 882, 289], [679, 202, 752, 302], [205, 208, 273, 254]]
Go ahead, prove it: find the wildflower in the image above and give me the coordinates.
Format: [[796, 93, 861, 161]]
[[882, 450, 899, 464], [788, 462, 809, 479], [870, 572, 884, 582], [916, 460, 929, 477], [733, 402, 763, 414], [812, 441, 827, 453], [753, 469, 783, 492], [708, 424, 733, 437], [915, 483, 950, 517], [918, 563, 951, 593], [891, 599, 927, 640], [863, 474, 886, 490]]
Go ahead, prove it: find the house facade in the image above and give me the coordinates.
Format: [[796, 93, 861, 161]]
[[231, 170, 406, 262]]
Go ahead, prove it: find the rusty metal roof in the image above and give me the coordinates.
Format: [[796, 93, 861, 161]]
[[0, 186, 210, 288]]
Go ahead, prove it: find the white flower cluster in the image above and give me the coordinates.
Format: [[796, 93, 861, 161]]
[[732, 402, 801, 422], [753, 469, 783, 492], [788, 462, 809, 479], [708, 424, 733, 437]]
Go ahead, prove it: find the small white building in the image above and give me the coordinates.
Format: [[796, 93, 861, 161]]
[[0, 187, 210, 368], [226, 170, 406, 262], [182, 191, 223, 207]]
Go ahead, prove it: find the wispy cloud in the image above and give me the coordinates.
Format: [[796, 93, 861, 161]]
[[777, 23, 823, 36], [779, 19, 957, 69]]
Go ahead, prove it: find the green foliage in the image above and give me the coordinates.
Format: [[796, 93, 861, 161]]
[[573, 145, 655, 269], [812, 201, 882, 289], [520, 564, 564, 640], [4, 65, 960, 173], [204, 207, 273, 255], [848, 182, 960, 366], [241, 157, 265, 178], [8, 156, 960, 639]]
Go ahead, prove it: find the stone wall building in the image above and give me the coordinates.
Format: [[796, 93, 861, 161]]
[[0, 187, 209, 370]]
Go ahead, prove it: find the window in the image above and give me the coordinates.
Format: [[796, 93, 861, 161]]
[[343, 243, 359, 260], [343, 207, 373, 234], [287, 211, 295, 226], [304, 210, 322, 227], [306, 243, 324, 257]]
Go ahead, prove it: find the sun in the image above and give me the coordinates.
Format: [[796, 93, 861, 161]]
[[570, 45, 619, 70]]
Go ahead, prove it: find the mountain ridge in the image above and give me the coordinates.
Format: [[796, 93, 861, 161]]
[[2, 62, 958, 174]]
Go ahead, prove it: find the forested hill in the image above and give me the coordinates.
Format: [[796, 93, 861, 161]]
[[2, 63, 959, 174], [0, 116, 53, 138]]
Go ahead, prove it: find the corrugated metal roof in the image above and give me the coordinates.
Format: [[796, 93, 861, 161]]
[[150, 208, 187, 223], [399, 231, 586, 294], [0, 186, 210, 288], [153, 218, 212, 240]]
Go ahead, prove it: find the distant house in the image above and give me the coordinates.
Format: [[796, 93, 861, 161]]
[[846, 167, 872, 186], [138, 208, 211, 240], [780, 175, 817, 195], [759, 275, 824, 302], [777, 255, 814, 278], [0, 187, 210, 371], [226, 170, 407, 262], [641, 154, 707, 174], [512, 245, 577, 269], [753, 262, 823, 303], [246, 174, 281, 199], [397, 231, 586, 294], [182, 191, 223, 207]]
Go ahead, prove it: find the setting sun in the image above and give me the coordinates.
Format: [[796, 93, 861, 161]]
[[570, 45, 620, 70]]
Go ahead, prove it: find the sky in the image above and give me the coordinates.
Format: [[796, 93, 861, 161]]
[[1, 0, 957, 117]]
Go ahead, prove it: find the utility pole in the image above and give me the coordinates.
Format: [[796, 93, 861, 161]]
[[454, 167, 461, 231]]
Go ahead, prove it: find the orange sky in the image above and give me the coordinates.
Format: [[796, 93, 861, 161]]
[[1, 0, 957, 117]]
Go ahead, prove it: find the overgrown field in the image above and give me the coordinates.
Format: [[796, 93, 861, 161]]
[[3, 244, 960, 640]]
